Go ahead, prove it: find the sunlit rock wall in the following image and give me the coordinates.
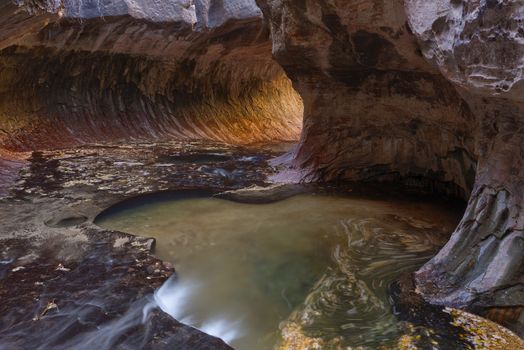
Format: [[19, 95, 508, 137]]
[[0, 0, 302, 151]]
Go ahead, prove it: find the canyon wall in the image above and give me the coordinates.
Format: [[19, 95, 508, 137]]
[[258, 0, 477, 199], [406, 0, 524, 313], [258, 0, 523, 327], [0, 0, 303, 151], [1, 0, 523, 333]]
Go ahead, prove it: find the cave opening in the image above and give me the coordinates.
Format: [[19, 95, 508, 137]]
[[0, 45, 304, 151]]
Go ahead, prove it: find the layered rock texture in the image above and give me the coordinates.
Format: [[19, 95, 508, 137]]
[[258, 0, 476, 197], [1, 0, 523, 338], [258, 0, 523, 331], [406, 0, 524, 313], [0, 0, 302, 151]]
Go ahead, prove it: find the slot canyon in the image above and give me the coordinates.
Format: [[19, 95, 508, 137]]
[[0, 0, 523, 349]]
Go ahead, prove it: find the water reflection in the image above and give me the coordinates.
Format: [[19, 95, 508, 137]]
[[97, 192, 461, 349]]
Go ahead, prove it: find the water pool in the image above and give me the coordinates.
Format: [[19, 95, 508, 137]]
[[96, 191, 461, 349]]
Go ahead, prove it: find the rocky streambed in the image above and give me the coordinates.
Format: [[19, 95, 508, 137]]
[[0, 141, 522, 349], [0, 141, 275, 349]]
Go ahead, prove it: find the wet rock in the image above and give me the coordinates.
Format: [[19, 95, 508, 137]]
[[0, 229, 232, 349], [45, 215, 88, 228], [0, 0, 523, 342], [444, 308, 524, 349], [157, 152, 233, 165], [0, 141, 281, 348], [257, 0, 524, 333], [0, 149, 26, 197]]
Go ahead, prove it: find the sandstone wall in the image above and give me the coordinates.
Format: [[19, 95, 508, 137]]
[[0, 0, 302, 150], [406, 0, 524, 313], [257, 0, 476, 197], [258, 0, 523, 325]]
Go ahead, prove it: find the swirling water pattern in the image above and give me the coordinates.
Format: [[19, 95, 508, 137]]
[[97, 193, 460, 349]]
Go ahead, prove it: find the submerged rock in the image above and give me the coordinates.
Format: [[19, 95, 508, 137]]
[[215, 183, 309, 203]]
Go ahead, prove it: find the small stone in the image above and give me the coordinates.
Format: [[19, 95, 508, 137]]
[[56, 264, 71, 272]]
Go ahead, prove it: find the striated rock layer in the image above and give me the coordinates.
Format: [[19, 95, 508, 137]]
[[257, 0, 476, 198], [0, 0, 303, 151], [405, 0, 524, 316], [258, 0, 523, 332]]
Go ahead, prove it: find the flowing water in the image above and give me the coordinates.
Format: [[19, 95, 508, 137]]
[[96, 190, 462, 349]]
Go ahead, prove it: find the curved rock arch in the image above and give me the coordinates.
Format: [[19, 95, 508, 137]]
[[0, 0, 303, 150]]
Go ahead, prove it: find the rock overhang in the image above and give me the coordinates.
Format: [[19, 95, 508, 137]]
[[14, 0, 263, 29]]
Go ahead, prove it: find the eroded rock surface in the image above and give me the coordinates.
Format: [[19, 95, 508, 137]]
[[0, 140, 282, 349], [258, 0, 524, 334], [257, 0, 476, 199], [17, 0, 262, 26], [0, 0, 302, 150], [404, 0, 524, 316], [1, 140, 521, 348]]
